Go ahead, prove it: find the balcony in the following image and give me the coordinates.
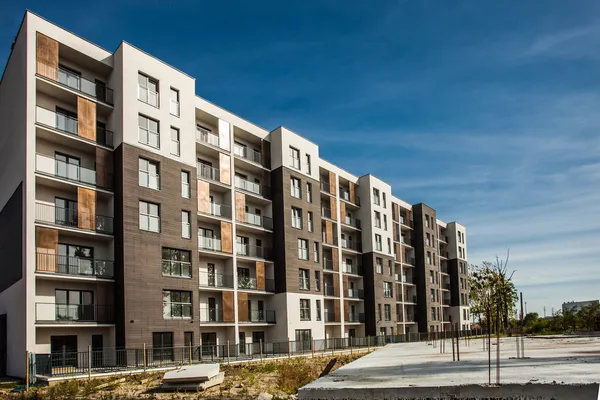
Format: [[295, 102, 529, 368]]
[[238, 276, 275, 292], [347, 313, 365, 323], [199, 307, 225, 323], [324, 312, 338, 323], [442, 298, 451, 306], [201, 203, 231, 219], [236, 244, 272, 260], [35, 202, 113, 235], [35, 303, 114, 324], [339, 190, 361, 206], [323, 258, 334, 271], [347, 289, 364, 299], [233, 144, 262, 165], [198, 235, 225, 253], [341, 216, 361, 229], [324, 285, 336, 297], [235, 176, 270, 198], [196, 127, 220, 148], [199, 271, 234, 289], [36, 106, 113, 148], [320, 181, 332, 194], [35, 253, 114, 279], [341, 239, 361, 252], [53, 67, 114, 105], [246, 310, 276, 324], [321, 207, 333, 219], [240, 212, 273, 230], [197, 163, 220, 183], [341, 263, 362, 275], [404, 257, 416, 266], [36, 154, 113, 190], [399, 216, 413, 228]]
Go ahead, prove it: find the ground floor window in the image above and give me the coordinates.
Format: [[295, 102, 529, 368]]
[[295, 329, 312, 351], [152, 332, 173, 361]]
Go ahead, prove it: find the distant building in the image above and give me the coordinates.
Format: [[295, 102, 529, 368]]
[[562, 300, 599, 313]]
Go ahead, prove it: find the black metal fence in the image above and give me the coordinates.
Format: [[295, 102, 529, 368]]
[[30, 329, 485, 380]]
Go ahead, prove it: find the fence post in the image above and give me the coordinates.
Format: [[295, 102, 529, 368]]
[[259, 339, 263, 362], [88, 345, 92, 378], [312, 339, 315, 358], [227, 340, 230, 365], [350, 338, 353, 355], [367, 336, 370, 352], [189, 345, 192, 365], [25, 351, 29, 392], [143, 343, 147, 372], [287, 337, 291, 358]]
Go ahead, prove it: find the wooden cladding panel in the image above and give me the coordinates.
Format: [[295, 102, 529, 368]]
[[238, 292, 249, 322], [333, 275, 340, 297], [325, 220, 333, 244], [393, 226, 399, 242], [405, 211, 411, 226], [235, 192, 246, 222], [219, 153, 231, 185], [36, 32, 58, 81], [197, 180, 210, 214], [339, 201, 346, 222], [344, 300, 350, 321], [77, 97, 96, 141], [328, 172, 336, 196], [330, 197, 337, 221], [222, 291, 234, 322], [261, 140, 271, 169], [256, 262, 265, 291], [343, 275, 349, 294], [395, 243, 402, 261], [392, 203, 400, 222], [334, 300, 341, 322], [221, 221, 232, 253], [95, 148, 113, 189], [35, 227, 58, 272], [349, 182, 355, 203], [77, 188, 96, 230], [332, 249, 339, 272]]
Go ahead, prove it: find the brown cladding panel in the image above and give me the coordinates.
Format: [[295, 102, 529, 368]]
[[235, 192, 246, 222], [197, 180, 210, 213], [77, 97, 96, 141], [222, 291, 234, 322], [36, 32, 58, 81], [96, 148, 113, 189], [343, 275, 348, 294], [349, 182, 355, 203], [333, 276, 339, 297], [339, 201, 346, 222], [325, 220, 333, 244], [330, 197, 337, 221], [238, 292, 249, 322], [221, 221, 232, 253], [328, 172, 336, 195], [219, 153, 230, 185], [261, 140, 271, 169], [344, 300, 350, 321], [77, 188, 96, 230], [35, 226, 58, 272], [256, 261, 265, 290], [395, 243, 402, 261], [392, 203, 399, 222], [334, 300, 340, 322], [332, 249, 339, 271]]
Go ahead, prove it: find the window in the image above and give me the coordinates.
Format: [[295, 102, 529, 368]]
[[162, 248, 191, 278], [374, 211, 381, 228], [299, 269, 310, 290], [307, 211, 314, 232], [313, 242, 320, 262], [139, 158, 160, 189], [427, 251, 432, 265], [377, 304, 382, 321], [291, 177, 301, 198], [306, 183, 313, 203], [181, 171, 190, 198], [430, 288, 436, 302], [388, 260, 393, 276], [295, 329, 312, 350], [426, 233, 431, 246], [429, 270, 434, 284], [457, 232, 461, 243], [298, 239, 308, 260], [384, 304, 391, 321], [292, 207, 303, 229], [387, 238, 391, 254], [383, 215, 388, 230], [431, 307, 436, 321], [170, 127, 180, 156], [463, 309, 467, 319], [300, 299, 311, 321], [163, 290, 192, 319], [139, 201, 160, 232], [290, 147, 300, 169], [425, 215, 430, 228], [138, 73, 158, 107], [182, 211, 191, 238], [382, 193, 387, 208], [170, 88, 180, 116], [315, 271, 321, 291], [383, 282, 393, 298], [152, 332, 173, 361], [316, 300, 321, 321], [373, 188, 380, 205], [376, 257, 383, 274], [305, 154, 311, 174], [138, 114, 159, 148], [375, 234, 382, 251]]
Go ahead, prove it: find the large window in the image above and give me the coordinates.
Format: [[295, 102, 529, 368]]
[[138, 114, 159, 148], [298, 239, 308, 260], [138, 73, 159, 107], [373, 188, 380, 205], [300, 299, 311, 321], [163, 290, 192, 319], [181, 171, 190, 198], [290, 147, 300, 170], [152, 332, 173, 361], [427, 251, 432, 265], [383, 282, 393, 298], [170, 87, 180, 116], [162, 248, 191, 278], [170, 127, 180, 156], [291, 177, 301, 198], [376, 257, 383, 274], [384, 304, 391, 321], [299, 268, 310, 290], [374, 211, 381, 228], [182, 210, 191, 239], [382, 192, 387, 208], [316, 300, 321, 321], [375, 234, 382, 251], [139, 201, 160, 232], [139, 158, 160, 189], [291, 207, 303, 229]]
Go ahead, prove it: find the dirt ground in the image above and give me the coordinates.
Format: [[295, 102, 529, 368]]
[[1, 352, 369, 400]]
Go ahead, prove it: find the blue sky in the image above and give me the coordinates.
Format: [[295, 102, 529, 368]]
[[2, 1, 599, 316]]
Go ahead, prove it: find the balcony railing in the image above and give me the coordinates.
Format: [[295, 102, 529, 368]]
[[443, 298, 451, 306], [196, 127, 220, 148], [323, 258, 334, 271], [237, 276, 275, 292], [241, 212, 273, 230], [35, 106, 114, 148], [322, 233, 338, 246], [197, 163, 220, 182], [347, 313, 365, 322], [35, 253, 114, 279], [321, 207, 333, 219], [234, 176, 270, 198], [202, 203, 231, 219], [56, 67, 114, 105], [35, 202, 114, 234], [236, 244, 271, 260], [342, 216, 361, 229], [324, 312, 337, 323], [340, 190, 361, 206], [324, 285, 335, 297], [36, 153, 113, 190], [404, 257, 416, 266], [246, 310, 276, 323], [199, 307, 225, 323], [347, 289, 364, 299], [341, 240, 361, 252], [199, 271, 234, 288], [341, 263, 362, 275], [198, 235, 223, 252], [35, 303, 114, 323], [399, 216, 413, 227], [233, 144, 262, 165], [319, 181, 331, 193]]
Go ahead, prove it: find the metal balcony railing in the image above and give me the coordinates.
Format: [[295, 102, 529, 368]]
[[321, 207, 332, 219], [339, 190, 361, 206], [323, 258, 334, 271], [322, 233, 338, 246], [197, 163, 220, 182], [347, 289, 364, 299], [198, 235, 223, 252], [236, 244, 272, 260], [404, 257, 416, 266], [35, 202, 113, 234], [247, 310, 276, 323], [233, 144, 262, 165], [324, 312, 337, 323], [35, 253, 114, 279], [241, 212, 273, 230], [342, 263, 362, 275], [199, 307, 225, 323], [320, 181, 331, 193], [199, 271, 234, 288], [35, 153, 113, 190], [202, 203, 231, 219], [324, 285, 335, 297], [234, 176, 270, 198], [55, 67, 114, 105], [342, 215, 361, 229], [347, 313, 365, 323], [196, 127, 220, 148], [341, 240, 361, 252], [35, 303, 114, 323]]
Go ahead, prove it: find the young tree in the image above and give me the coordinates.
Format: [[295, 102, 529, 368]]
[[577, 303, 600, 331]]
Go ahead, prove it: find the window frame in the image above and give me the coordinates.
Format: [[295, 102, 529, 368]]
[[161, 247, 192, 278], [181, 170, 191, 198], [138, 158, 160, 190], [298, 239, 309, 260], [299, 268, 310, 290], [139, 200, 160, 232], [162, 290, 192, 319], [170, 87, 180, 117], [291, 177, 301, 199], [300, 299, 311, 321], [138, 114, 160, 149], [181, 210, 191, 239], [170, 127, 180, 156], [138, 72, 159, 107], [291, 207, 303, 229], [289, 146, 301, 170]]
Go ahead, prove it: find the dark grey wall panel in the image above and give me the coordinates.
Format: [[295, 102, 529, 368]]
[[0, 183, 23, 293]]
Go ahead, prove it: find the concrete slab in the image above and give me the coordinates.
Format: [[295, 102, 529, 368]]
[[162, 372, 224, 391], [162, 363, 220, 383], [299, 336, 600, 400]]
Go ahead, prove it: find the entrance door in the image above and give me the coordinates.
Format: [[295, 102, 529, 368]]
[[252, 331, 265, 354], [239, 332, 246, 354], [208, 298, 216, 321], [50, 335, 78, 367], [207, 264, 215, 287], [55, 198, 78, 227], [91, 334, 103, 368], [201, 332, 217, 356]]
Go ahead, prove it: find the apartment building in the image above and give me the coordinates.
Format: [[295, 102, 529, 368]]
[[0, 11, 470, 378]]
